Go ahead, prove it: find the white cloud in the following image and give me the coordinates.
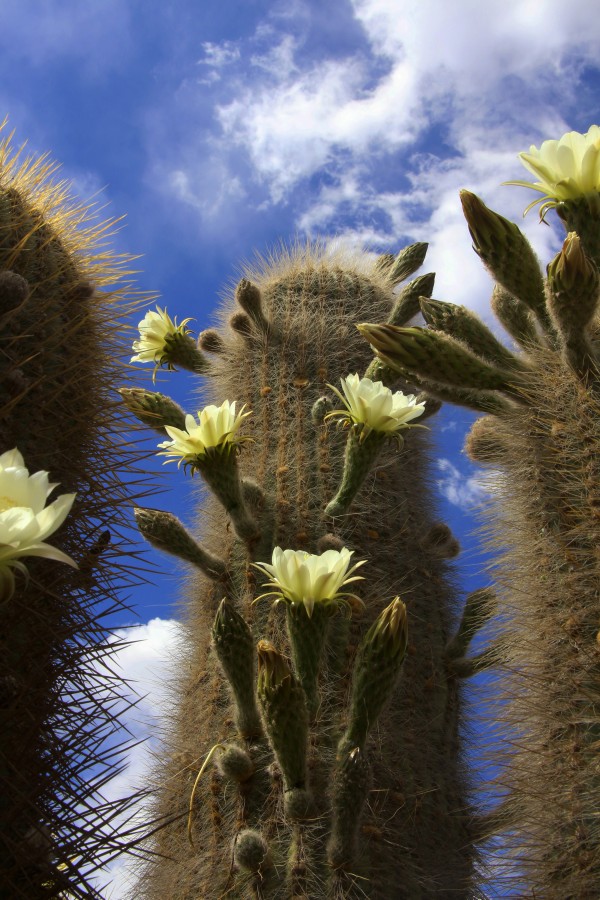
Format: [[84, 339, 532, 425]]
[[213, 0, 600, 197], [436, 457, 489, 509], [217, 57, 371, 201], [199, 40, 240, 68], [196, 41, 241, 83], [184, 0, 598, 258], [168, 163, 246, 216], [141, 0, 596, 323], [96, 618, 186, 899], [250, 33, 299, 78]]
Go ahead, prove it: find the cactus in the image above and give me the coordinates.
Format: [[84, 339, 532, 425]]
[[0, 126, 151, 897], [129, 244, 479, 898], [362, 127, 600, 898]]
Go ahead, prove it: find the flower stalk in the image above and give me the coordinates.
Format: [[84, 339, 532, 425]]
[[323, 374, 425, 517], [158, 401, 258, 542]]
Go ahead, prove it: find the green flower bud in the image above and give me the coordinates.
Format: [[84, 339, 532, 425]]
[[118, 387, 186, 433], [134, 507, 226, 578]]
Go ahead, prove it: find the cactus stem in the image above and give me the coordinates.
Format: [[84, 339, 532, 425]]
[[324, 428, 388, 518], [196, 451, 260, 545], [445, 587, 496, 660], [286, 603, 332, 719]]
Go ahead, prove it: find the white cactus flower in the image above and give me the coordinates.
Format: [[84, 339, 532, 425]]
[[506, 126, 600, 216], [326, 374, 426, 440], [158, 400, 252, 469], [253, 546, 366, 617], [0, 449, 77, 599], [131, 306, 193, 368]]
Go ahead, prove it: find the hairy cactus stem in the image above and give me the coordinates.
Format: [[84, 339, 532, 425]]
[[0, 124, 152, 896], [324, 427, 388, 518], [136, 244, 477, 899]]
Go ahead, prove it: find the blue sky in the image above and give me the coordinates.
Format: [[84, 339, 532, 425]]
[[3, 1, 600, 895]]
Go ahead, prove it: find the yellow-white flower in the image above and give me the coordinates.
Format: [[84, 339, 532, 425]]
[[158, 400, 252, 468], [131, 306, 192, 365], [507, 126, 600, 216], [253, 546, 366, 617], [326, 374, 426, 440], [0, 449, 77, 599]]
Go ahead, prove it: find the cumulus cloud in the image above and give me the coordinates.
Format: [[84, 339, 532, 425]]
[[212, 0, 599, 203], [143, 0, 596, 314], [96, 618, 185, 898], [436, 457, 489, 509]]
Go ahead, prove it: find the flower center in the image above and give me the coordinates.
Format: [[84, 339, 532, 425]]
[[0, 495, 20, 513]]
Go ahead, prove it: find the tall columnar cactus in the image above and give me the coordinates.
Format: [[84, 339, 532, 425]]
[[0, 126, 150, 898], [128, 243, 482, 898], [362, 126, 600, 898]]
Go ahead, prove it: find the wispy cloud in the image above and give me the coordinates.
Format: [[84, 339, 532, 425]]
[[133, 0, 600, 325], [437, 457, 489, 509]]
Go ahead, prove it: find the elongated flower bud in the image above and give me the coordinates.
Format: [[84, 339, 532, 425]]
[[445, 587, 496, 661], [213, 599, 262, 739], [119, 387, 186, 433], [460, 190, 549, 330], [381, 242, 428, 285], [340, 598, 408, 753], [358, 323, 517, 393], [546, 233, 599, 379], [546, 232, 599, 331], [420, 297, 526, 371], [256, 640, 308, 795], [386, 272, 436, 328], [235, 278, 270, 333], [134, 507, 227, 579]]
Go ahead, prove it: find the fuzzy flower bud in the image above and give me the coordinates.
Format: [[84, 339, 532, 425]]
[[546, 233, 600, 343], [256, 639, 292, 694], [134, 507, 226, 578], [547, 232, 599, 296], [460, 190, 521, 257], [118, 387, 186, 433], [368, 596, 408, 659], [0, 449, 77, 600], [340, 597, 408, 753]]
